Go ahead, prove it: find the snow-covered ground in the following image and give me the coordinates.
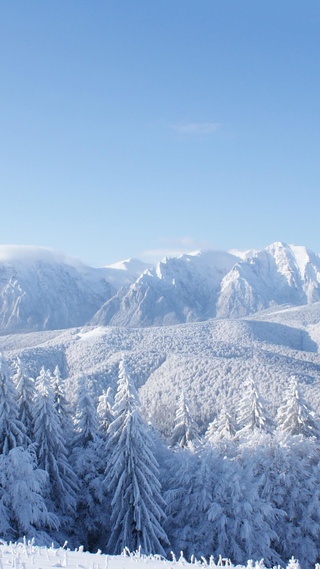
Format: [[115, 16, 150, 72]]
[[0, 542, 302, 569]]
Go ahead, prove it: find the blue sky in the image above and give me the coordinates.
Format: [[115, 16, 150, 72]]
[[0, 1, 319, 266]]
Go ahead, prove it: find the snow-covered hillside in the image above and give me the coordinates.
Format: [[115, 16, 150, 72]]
[[1, 311, 319, 436]]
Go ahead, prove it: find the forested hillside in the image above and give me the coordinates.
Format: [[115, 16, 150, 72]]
[[1, 354, 320, 568]]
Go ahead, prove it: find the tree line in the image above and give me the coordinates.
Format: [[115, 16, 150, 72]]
[[0, 354, 319, 568]]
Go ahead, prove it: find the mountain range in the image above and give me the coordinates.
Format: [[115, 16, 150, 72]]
[[0, 241, 320, 334]]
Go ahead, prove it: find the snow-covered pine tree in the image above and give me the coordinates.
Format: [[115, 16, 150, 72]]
[[104, 360, 169, 555], [71, 376, 108, 551], [237, 377, 274, 437], [12, 357, 36, 440], [205, 407, 237, 442], [73, 376, 99, 447], [33, 367, 78, 521], [97, 388, 113, 436], [164, 445, 201, 558], [51, 365, 71, 431], [207, 441, 280, 566], [0, 445, 59, 541], [270, 431, 320, 566], [170, 392, 199, 449], [0, 354, 27, 454], [276, 376, 319, 437]]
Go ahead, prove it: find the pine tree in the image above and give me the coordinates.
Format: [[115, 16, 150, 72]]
[[170, 392, 199, 449], [207, 441, 280, 566], [51, 366, 71, 430], [12, 357, 36, 440], [33, 367, 78, 519], [276, 377, 319, 437], [73, 376, 99, 447], [266, 431, 320, 567], [71, 376, 107, 551], [164, 445, 206, 558], [97, 388, 113, 436], [0, 354, 27, 454], [0, 445, 59, 541], [205, 407, 237, 442], [237, 377, 274, 437], [104, 360, 169, 555]]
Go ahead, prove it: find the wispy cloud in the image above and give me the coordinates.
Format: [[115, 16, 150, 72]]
[[0, 245, 84, 268], [140, 237, 215, 262], [172, 121, 220, 135]]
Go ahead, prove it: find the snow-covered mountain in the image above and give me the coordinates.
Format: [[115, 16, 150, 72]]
[[91, 250, 240, 327], [1, 242, 320, 334], [0, 246, 115, 334], [216, 242, 320, 318], [103, 257, 154, 290], [92, 242, 320, 327], [0, 247, 156, 334]]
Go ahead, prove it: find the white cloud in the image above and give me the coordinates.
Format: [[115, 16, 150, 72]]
[[172, 122, 220, 135], [0, 245, 84, 267]]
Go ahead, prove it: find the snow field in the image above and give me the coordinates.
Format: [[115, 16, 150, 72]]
[[0, 542, 304, 569]]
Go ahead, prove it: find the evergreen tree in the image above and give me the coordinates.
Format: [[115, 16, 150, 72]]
[[51, 366, 71, 430], [237, 377, 274, 436], [0, 445, 59, 541], [164, 445, 209, 558], [276, 377, 319, 437], [104, 360, 168, 555], [207, 441, 280, 566], [73, 376, 99, 447], [12, 357, 36, 440], [170, 392, 199, 449], [97, 388, 113, 436], [205, 407, 237, 442], [33, 367, 78, 520], [0, 354, 27, 454], [270, 432, 320, 566], [71, 376, 107, 551]]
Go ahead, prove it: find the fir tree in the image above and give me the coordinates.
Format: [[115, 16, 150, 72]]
[[0, 354, 27, 454], [33, 367, 78, 519], [170, 392, 199, 449], [237, 377, 274, 436], [164, 446, 206, 558], [97, 388, 113, 436], [51, 366, 71, 430], [272, 432, 320, 566], [205, 407, 237, 442], [276, 377, 319, 437], [71, 376, 107, 551], [207, 441, 280, 565], [104, 360, 169, 555], [12, 357, 36, 440], [0, 445, 59, 541]]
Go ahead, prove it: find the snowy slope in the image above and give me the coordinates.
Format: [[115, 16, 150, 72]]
[[0, 541, 299, 569], [103, 258, 154, 290], [2, 315, 319, 436]]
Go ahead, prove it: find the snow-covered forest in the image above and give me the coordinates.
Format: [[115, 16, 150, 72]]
[[1, 354, 320, 569]]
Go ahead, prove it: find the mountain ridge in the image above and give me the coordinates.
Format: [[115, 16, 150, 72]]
[[0, 242, 320, 334]]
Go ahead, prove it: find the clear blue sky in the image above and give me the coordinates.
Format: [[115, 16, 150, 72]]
[[1, 1, 319, 266]]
